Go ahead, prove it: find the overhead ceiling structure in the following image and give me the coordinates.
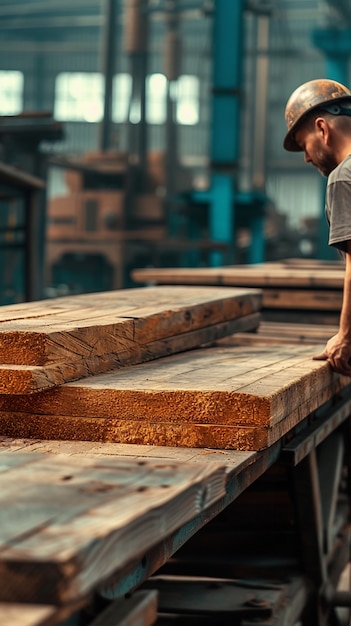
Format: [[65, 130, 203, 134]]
[[0, 1, 349, 88], [0, 1, 347, 42], [0, 1, 350, 172]]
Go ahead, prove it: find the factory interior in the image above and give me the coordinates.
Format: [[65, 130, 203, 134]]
[[3, 1, 351, 626], [0, 0, 347, 302]]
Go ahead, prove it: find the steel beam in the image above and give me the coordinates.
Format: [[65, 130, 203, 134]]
[[207, 0, 245, 266]]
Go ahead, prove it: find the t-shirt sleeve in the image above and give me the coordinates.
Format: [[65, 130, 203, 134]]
[[327, 179, 351, 252]]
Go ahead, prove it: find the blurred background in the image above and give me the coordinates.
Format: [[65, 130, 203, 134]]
[[0, 0, 348, 304]]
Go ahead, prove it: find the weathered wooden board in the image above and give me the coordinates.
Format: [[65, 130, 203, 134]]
[[0, 313, 260, 396], [0, 287, 261, 365], [0, 453, 226, 604], [0, 411, 325, 451], [131, 264, 345, 289], [231, 321, 339, 345], [260, 288, 342, 311], [131, 263, 344, 324], [0, 600, 85, 626], [0, 438, 255, 471], [1, 342, 349, 450], [0, 604, 57, 626], [0, 286, 261, 394]]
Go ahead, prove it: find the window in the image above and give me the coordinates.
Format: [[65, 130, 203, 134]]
[[54, 72, 104, 122], [112, 73, 132, 123], [145, 73, 200, 125], [53, 71, 199, 126], [175, 75, 199, 125], [0, 71, 23, 115], [146, 73, 167, 124]]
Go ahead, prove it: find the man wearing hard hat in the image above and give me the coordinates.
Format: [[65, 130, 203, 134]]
[[284, 78, 351, 376]]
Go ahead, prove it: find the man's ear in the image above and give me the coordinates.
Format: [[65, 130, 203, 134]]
[[314, 116, 329, 143]]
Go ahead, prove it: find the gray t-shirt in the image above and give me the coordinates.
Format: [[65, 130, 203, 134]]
[[326, 154, 351, 252]]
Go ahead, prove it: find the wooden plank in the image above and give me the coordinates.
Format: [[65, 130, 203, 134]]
[[0, 438, 256, 472], [131, 265, 345, 289], [1, 342, 350, 450], [254, 321, 339, 340], [229, 321, 339, 346], [0, 394, 344, 452], [0, 287, 261, 364], [0, 604, 58, 626], [0, 342, 341, 427], [0, 286, 261, 394], [0, 600, 86, 626], [0, 453, 226, 604], [0, 441, 281, 610], [0, 312, 260, 395], [261, 288, 342, 311], [0, 412, 315, 451]]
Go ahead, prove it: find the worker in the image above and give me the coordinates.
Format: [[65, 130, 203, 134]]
[[283, 78, 351, 376]]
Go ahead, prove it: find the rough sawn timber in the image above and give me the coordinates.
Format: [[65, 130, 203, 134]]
[[0, 341, 350, 450], [0, 286, 261, 394], [131, 263, 345, 324], [131, 263, 345, 289], [0, 601, 85, 626], [0, 604, 57, 626]]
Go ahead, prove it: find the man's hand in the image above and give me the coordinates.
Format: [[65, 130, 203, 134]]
[[313, 332, 351, 376]]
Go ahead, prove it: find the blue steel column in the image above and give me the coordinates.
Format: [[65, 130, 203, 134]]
[[313, 29, 351, 260], [209, 0, 244, 266]]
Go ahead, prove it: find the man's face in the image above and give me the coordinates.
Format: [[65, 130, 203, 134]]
[[294, 122, 338, 177]]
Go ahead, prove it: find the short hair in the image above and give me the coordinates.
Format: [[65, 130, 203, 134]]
[[291, 105, 351, 147]]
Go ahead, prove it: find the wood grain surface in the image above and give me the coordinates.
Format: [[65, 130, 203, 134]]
[[0, 604, 57, 626], [131, 264, 345, 289], [0, 286, 261, 394], [0, 437, 255, 473], [0, 600, 86, 626], [225, 320, 339, 345], [1, 341, 349, 450], [131, 262, 344, 324], [0, 453, 226, 604]]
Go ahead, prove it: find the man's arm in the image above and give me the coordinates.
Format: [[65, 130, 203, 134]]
[[313, 240, 351, 376]]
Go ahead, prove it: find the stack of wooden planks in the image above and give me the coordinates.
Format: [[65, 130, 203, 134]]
[[0, 281, 350, 452], [131, 258, 345, 325], [1, 339, 350, 451], [0, 285, 261, 394]]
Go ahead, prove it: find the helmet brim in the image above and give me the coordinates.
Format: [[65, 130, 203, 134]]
[[283, 130, 303, 152]]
